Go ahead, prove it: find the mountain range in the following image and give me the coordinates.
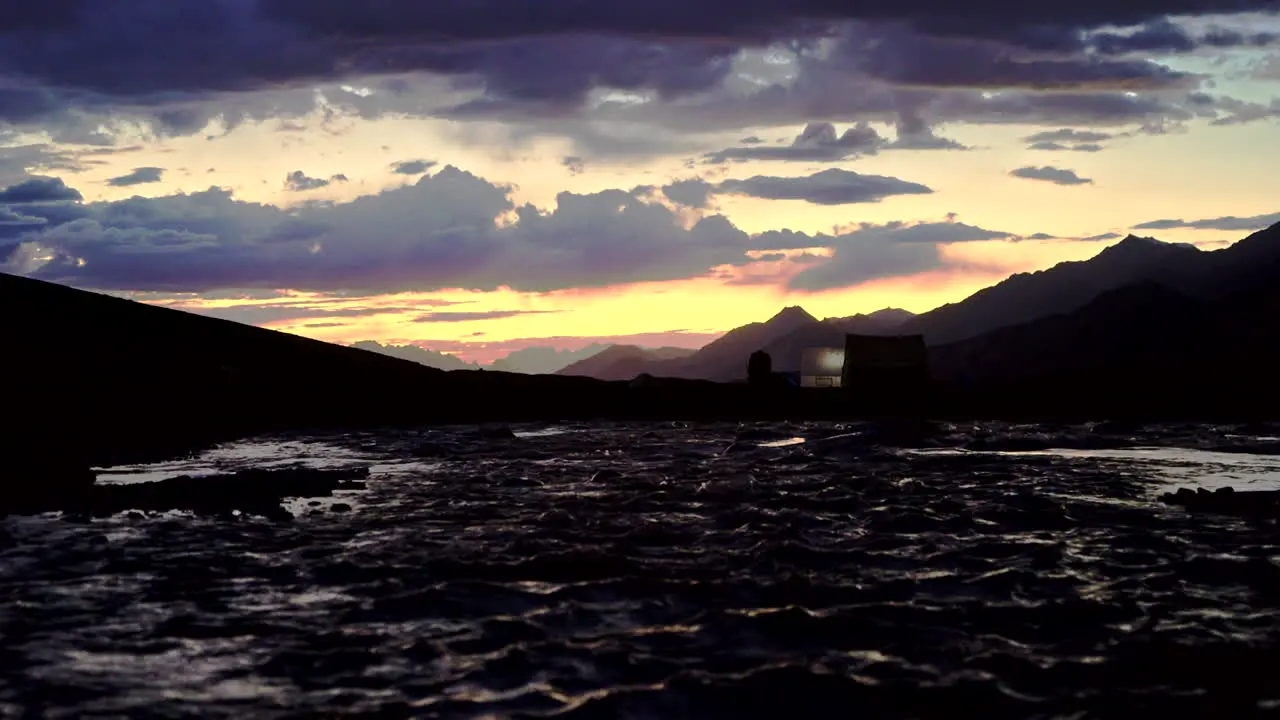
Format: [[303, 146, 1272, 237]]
[[6, 220, 1280, 470], [556, 223, 1280, 385], [352, 340, 614, 374]]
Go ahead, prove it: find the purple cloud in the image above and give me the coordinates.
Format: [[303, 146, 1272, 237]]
[[1010, 166, 1095, 185]]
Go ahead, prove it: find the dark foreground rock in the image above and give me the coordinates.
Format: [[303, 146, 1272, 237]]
[[1160, 486, 1280, 521], [0, 466, 369, 520]]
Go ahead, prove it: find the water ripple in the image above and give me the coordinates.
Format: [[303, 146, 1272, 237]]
[[2, 421, 1279, 718]]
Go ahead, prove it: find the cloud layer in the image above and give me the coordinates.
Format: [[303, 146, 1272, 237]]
[[0, 2, 1273, 154], [2, 167, 1012, 295]]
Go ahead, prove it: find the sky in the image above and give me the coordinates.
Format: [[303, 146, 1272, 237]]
[[2, 2, 1279, 363]]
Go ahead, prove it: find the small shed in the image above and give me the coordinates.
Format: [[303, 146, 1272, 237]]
[[841, 334, 930, 392], [801, 346, 845, 388]]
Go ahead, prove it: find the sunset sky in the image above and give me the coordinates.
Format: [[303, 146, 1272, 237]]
[[2, 3, 1279, 362]]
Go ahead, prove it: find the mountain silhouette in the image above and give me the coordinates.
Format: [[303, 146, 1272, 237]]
[[897, 234, 1204, 345], [555, 222, 1280, 384], [555, 345, 697, 381], [354, 339, 611, 374], [352, 340, 480, 371], [750, 309, 917, 374], [930, 281, 1216, 382], [559, 306, 821, 382], [557, 306, 915, 380], [491, 344, 612, 374]]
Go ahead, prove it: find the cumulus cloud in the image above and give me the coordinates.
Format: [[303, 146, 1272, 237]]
[[715, 168, 933, 205], [284, 170, 349, 191], [662, 178, 715, 208], [1132, 212, 1280, 231], [10, 166, 765, 294], [2, 166, 1033, 296], [703, 120, 967, 164], [106, 167, 165, 187], [0, 176, 83, 203], [704, 122, 887, 163], [1009, 166, 1094, 185], [390, 159, 437, 175]]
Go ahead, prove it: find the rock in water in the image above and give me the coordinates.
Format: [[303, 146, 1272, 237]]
[[1, 437, 97, 515]]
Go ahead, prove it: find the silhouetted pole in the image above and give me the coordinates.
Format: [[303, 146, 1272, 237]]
[[747, 350, 772, 385]]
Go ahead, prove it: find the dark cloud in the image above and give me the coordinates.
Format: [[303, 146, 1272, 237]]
[[715, 168, 933, 205], [705, 122, 887, 163], [1088, 18, 1278, 56], [562, 156, 586, 175], [662, 178, 715, 208], [752, 220, 1016, 290], [1009, 166, 1094, 185], [0, 206, 49, 234], [0, 175, 84, 203], [303, 322, 348, 328], [106, 166, 164, 187], [284, 170, 348, 191], [840, 25, 1198, 91], [888, 116, 970, 150], [391, 159, 436, 175], [1028, 141, 1106, 151], [1132, 212, 1280, 231], [1082, 232, 1124, 240], [413, 310, 560, 323], [0, 1, 1262, 145], [1024, 129, 1113, 144], [0, 144, 103, 186], [588, 49, 1211, 145], [704, 119, 968, 164]]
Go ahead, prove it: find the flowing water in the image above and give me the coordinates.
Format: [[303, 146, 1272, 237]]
[[2, 421, 1279, 718]]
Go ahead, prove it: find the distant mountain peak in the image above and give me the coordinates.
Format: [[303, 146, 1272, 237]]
[[864, 307, 916, 323], [768, 305, 817, 325], [1100, 234, 1200, 259]]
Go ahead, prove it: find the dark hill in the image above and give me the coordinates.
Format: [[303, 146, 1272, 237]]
[[557, 306, 819, 381], [1, 272, 450, 465], [559, 306, 918, 382], [928, 277, 1280, 418]]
